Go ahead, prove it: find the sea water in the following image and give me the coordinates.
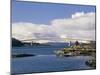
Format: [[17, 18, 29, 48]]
[[11, 43, 92, 74]]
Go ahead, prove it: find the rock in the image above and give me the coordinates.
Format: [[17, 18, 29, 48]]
[[85, 59, 96, 68], [12, 54, 35, 58]]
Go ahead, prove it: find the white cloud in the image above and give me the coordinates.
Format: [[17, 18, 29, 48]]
[[71, 12, 85, 18], [12, 12, 96, 42], [51, 12, 95, 40], [12, 22, 58, 41]]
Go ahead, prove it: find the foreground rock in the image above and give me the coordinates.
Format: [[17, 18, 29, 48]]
[[85, 59, 96, 68], [12, 54, 35, 58]]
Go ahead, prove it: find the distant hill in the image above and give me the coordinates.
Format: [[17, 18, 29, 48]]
[[12, 38, 24, 47], [12, 38, 51, 47]]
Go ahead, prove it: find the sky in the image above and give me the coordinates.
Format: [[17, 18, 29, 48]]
[[12, 0, 96, 43]]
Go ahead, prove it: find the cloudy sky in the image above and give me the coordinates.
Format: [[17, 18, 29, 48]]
[[12, 0, 96, 42]]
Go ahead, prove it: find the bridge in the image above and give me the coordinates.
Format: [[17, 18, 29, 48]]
[[21, 37, 92, 41], [20, 37, 93, 46]]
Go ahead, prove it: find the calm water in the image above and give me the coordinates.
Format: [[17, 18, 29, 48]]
[[11, 43, 92, 74], [12, 43, 68, 55]]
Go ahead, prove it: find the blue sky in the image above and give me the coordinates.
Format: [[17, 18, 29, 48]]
[[12, 0, 96, 25], [12, 0, 96, 41]]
